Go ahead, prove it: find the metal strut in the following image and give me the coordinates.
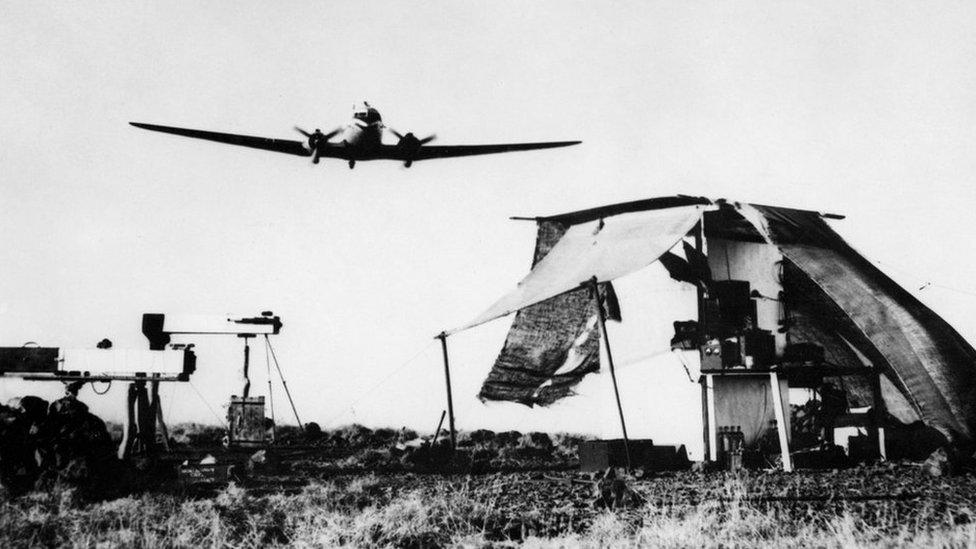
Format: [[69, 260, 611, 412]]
[[264, 335, 303, 428], [264, 337, 276, 440]]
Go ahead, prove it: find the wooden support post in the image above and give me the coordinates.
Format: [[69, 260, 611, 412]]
[[871, 368, 887, 461], [118, 382, 138, 459], [135, 381, 154, 455], [436, 332, 457, 451], [587, 277, 632, 471], [700, 379, 710, 462], [695, 218, 714, 464], [693, 219, 706, 326], [769, 372, 793, 472], [705, 374, 717, 461], [119, 380, 158, 460], [151, 380, 170, 452]]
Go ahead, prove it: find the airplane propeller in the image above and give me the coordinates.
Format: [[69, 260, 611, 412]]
[[295, 126, 341, 164], [387, 128, 436, 167]]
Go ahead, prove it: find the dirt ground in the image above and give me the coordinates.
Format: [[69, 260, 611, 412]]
[[4, 422, 976, 547]]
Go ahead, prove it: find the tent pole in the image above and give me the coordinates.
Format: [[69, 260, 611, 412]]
[[693, 219, 705, 322], [705, 374, 717, 461], [871, 368, 887, 461], [769, 372, 793, 472], [436, 332, 457, 451], [694, 218, 712, 463], [587, 276, 632, 471]]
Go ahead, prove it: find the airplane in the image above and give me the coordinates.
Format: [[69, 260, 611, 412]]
[[130, 102, 581, 169]]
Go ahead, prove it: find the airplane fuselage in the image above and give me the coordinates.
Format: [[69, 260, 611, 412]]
[[335, 122, 384, 158], [325, 104, 386, 162]]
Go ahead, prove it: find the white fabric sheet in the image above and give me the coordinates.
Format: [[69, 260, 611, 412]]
[[449, 205, 704, 333]]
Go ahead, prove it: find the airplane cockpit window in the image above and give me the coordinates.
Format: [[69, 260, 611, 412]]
[[353, 108, 381, 124]]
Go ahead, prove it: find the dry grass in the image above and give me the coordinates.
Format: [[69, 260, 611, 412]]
[[2, 470, 975, 548]]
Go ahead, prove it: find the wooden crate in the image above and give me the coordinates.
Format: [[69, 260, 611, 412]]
[[228, 396, 265, 447]]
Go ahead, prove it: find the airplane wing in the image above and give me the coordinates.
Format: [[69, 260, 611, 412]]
[[129, 122, 312, 157], [391, 141, 581, 161]]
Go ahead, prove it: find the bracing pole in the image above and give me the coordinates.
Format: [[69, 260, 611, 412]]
[[587, 276, 632, 470], [436, 332, 457, 451], [264, 337, 276, 441], [265, 335, 303, 429], [432, 410, 447, 446]]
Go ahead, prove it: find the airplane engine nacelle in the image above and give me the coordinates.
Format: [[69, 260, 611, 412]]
[[394, 131, 435, 167]]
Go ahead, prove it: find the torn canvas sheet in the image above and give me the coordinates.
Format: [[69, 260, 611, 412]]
[[479, 219, 621, 406], [478, 291, 605, 406]]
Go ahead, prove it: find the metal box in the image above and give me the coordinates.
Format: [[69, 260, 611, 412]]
[[228, 396, 265, 447], [743, 330, 776, 368], [700, 339, 726, 371], [179, 463, 239, 485], [0, 347, 59, 373]]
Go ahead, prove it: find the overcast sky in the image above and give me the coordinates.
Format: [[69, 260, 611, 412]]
[[2, 2, 975, 457]]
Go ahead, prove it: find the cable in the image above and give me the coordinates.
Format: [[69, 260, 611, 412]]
[[189, 381, 227, 427], [90, 380, 112, 395], [871, 259, 976, 298], [161, 381, 177, 426], [614, 346, 676, 369], [671, 350, 696, 383], [322, 340, 436, 426], [927, 283, 976, 298]]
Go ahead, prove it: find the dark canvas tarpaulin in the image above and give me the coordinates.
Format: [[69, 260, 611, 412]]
[[781, 244, 976, 441], [739, 204, 976, 440], [478, 220, 621, 406], [751, 203, 976, 441], [783, 259, 921, 424]]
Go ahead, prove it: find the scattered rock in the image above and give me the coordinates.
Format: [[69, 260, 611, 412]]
[[591, 467, 645, 510], [496, 431, 523, 446], [468, 429, 496, 444], [924, 447, 954, 477], [525, 432, 554, 449]]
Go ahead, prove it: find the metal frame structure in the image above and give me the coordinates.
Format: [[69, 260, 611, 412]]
[[0, 312, 284, 460], [700, 365, 887, 471]]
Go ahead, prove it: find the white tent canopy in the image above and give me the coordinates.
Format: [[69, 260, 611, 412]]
[[448, 204, 705, 334]]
